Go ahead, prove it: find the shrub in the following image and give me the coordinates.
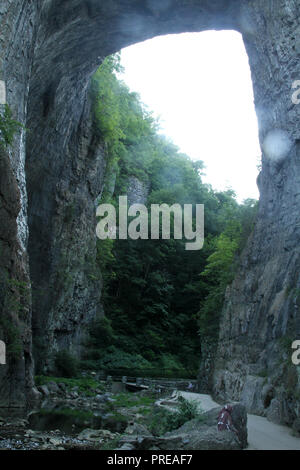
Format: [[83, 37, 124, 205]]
[[96, 346, 152, 371], [87, 316, 115, 349], [54, 350, 79, 378], [112, 392, 156, 409], [0, 104, 23, 147], [148, 397, 202, 436], [159, 354, 183, 372], [35, 375, 102, 396]]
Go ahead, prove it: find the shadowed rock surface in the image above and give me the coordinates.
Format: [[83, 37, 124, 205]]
[[118, 403, 247, 450]]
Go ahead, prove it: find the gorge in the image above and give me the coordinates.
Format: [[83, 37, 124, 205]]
[[0, 0, 300, 431]]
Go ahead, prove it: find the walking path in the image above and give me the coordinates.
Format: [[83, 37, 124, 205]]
[[179, 391, 300, 450]]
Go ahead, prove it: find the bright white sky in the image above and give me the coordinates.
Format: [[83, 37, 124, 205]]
[[120, 31, 261, 202]]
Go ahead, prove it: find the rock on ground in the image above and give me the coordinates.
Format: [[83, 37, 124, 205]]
[[119, 403, 247, 450]]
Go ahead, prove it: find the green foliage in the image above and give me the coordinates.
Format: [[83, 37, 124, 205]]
[[85, 54, 258, 378], [148, 397, 203, 436], [31, 407, 98, 433], [39, 407, 93, 420], [0, 315, 23, 360], [91, 54, 157, 200], [5, 277, 31, 321], [35, 375, 102, 396], [96, 239, 116, 293], [201, 234, 238, 284], [100, 437, 122, 450], [63, 203, 76, 224], [0, 104, 23, 148], [176, 396, 202, 421], [0, 274, 30, 361], [87, 315, 115, 350], [197, 200, 257, 341], [109, 392, 156, 409], [54, 350, 80, 378], [278, 335, 294, 356], [95, 346, 153, 370]]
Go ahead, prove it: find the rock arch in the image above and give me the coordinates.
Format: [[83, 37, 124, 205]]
[[0, 0, 299, 415]]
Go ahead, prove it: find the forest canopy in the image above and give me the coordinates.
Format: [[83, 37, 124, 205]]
[[82, 54, 258, 378]]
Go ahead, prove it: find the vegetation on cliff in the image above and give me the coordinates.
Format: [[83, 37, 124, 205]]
[[80, 54, 258, 377], [0, 104, 23, 148]]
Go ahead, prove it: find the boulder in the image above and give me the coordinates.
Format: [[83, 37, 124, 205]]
[[119, 403, 247, 450], [117, 443, 136, 450], [95, 394, 105, 402], [266, 398, 283, 424], [176, 403, 248, 448], [101, 413, 128, 433], [111, 382, 126, 394], [47, 382, 60, 394], [231, 404, 248, 448], [119, 427, 241, 451], [124, 422, 152, 437], [37, 385, 50, 397], [240, 375, 265, 415], [292, 417, 300, 436], [163, 426, 240, 450], [48, 437, 64, 447], [261, 384, 274, 409], [77, 428, 117, 442]]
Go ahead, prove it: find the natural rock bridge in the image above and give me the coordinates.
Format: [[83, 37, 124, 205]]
[[0, 0, 300, 427]]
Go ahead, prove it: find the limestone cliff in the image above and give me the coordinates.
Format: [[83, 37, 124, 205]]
[[212, 0, 300, 426], [127, 176, 150, 207], [28, 96, 107, 373], [0, 0, 39, 409]]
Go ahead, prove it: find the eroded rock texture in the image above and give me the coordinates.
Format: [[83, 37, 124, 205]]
[[0, 0, 39, 410], [0, 0, 300, 416], [212, 1, 300, 425]]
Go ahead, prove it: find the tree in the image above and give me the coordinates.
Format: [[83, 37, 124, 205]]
[[84, 54, 258, 377]]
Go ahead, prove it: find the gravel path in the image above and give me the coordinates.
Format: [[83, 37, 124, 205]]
[[179, 391, 300, 450]]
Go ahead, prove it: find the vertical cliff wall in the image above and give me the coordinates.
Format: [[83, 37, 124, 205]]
[[213, 1, 300, 425], [0, 0, 39, 409], [0, 0, 299, 414]]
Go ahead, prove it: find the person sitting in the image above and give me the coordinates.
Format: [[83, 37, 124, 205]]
[[217, 404, 237, 434]]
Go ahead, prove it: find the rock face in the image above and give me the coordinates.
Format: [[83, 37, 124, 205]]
[[0, 147, 36, 408], [127, 176, 150, 207], [27, 95, 107, 373], [211, 2, 300, 424], [0, 0, 300, 412], [119, 427, 241, 451], [0, 0, 40, 410], [189, 404, 248, 449], [119, 404, 247, 450]]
